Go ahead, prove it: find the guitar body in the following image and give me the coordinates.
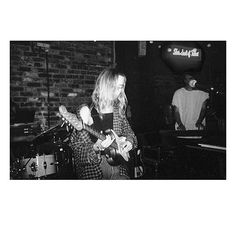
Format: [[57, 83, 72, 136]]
[[104, 148, 127, 166], [102, 129, 130, 166]]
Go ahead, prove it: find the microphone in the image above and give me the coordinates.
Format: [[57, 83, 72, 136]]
[[189, 79, 197, 88], [189, 79, 213, 91]]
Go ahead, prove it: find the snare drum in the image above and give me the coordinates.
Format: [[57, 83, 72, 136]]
[[21, 153, 56, 179]]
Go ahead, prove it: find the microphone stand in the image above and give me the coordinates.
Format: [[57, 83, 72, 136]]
[[45, 50, 50, 128]]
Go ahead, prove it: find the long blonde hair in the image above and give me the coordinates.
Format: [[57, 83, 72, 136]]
[[92, 68, 128, 117]]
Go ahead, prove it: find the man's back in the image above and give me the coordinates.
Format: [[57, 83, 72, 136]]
[[172, 88, 209, 130]]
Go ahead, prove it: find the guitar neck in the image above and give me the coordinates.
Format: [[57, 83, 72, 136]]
[[83, 123, 118, 149], [83, 124, 105, 140]]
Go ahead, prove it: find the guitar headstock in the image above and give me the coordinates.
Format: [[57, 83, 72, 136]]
[[59, 105, 83, 131]]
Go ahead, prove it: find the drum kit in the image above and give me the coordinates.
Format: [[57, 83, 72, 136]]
[[10, 123, 74, 180]]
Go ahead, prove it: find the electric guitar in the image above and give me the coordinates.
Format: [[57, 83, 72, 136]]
[[59, 105, 131, 166]]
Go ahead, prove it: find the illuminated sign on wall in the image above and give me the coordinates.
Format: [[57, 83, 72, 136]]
[[171, 47, 200, 58], [162, 44, 203, 72]]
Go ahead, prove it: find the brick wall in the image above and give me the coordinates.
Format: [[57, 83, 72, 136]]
[[10, 41, 113, 127]]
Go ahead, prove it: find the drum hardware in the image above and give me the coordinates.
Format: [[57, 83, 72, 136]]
[[10, 158, 25, 179], [11, 148, 72, 179], [32, 121, 70, 147], [14, 153, 57, 179], [10, 122, 73, 179], [29, 161, 38, 172], [10, 152, 35, 179]]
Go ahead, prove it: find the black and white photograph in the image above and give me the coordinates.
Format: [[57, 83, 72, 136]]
[[10, 41, 226, 180], [1, 1, 235, 236]]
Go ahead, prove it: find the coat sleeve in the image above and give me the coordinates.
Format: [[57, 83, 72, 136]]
[[69, 105, 101, 165], [121, 115, 138, 150]]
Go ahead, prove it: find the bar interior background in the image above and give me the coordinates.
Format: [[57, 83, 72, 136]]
[[10, 41, 226, 180]]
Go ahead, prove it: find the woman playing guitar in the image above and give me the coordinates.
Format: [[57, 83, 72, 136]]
[[69, 68, 137, 179]]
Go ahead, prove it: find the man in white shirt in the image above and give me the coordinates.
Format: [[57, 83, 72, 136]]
[[172, 73, 209, 130]]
